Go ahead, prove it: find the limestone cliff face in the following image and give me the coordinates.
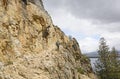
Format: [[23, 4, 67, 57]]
[[0, 0, 96, 79]]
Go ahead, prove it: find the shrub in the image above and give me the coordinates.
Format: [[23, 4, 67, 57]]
[[77, 68, 85, 74]]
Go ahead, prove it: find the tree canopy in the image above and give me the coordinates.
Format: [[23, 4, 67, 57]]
[[95, 37, 120, 79]]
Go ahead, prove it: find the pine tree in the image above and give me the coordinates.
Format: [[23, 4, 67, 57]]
[[95, 37, 110, 79], [95, 38, 120, 79], [108, 47, 120, 79]]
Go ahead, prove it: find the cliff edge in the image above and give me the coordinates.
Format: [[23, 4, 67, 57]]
[[0, 0, 96, 79]]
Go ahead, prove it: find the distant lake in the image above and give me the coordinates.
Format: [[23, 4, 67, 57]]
[[90, 57, 120, 71], [90, 58, 98, 71], [85, 52, 120, 71]]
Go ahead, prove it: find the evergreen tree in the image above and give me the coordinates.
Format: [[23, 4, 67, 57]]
[[108, 47, 120, 79], [95, 38, 120, 79], [95, 37, 110, 79]]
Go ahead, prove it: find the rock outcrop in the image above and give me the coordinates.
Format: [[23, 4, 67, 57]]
[[0, 0, 97, 79]]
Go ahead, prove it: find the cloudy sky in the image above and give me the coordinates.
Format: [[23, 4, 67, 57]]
[[43, 0, 120, 53]]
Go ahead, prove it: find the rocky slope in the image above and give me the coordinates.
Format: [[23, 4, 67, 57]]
[[0, 0, 97, 79]]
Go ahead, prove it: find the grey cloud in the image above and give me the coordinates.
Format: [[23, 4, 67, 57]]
[[43, 0, 120, 52], [43, 0, 120, 23], [98, 23, 120, 32], [43, 0, 65, 9]]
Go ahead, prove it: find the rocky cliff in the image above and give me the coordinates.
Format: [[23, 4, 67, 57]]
[[0, 0, 96, 79]]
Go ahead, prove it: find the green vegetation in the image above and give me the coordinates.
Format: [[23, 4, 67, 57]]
[[80, 55, 90, 63], [77, 68, 85, 74], [95, 37, 120, 79]]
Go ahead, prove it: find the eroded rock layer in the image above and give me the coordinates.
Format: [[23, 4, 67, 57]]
[[0, 0, 96, 79]]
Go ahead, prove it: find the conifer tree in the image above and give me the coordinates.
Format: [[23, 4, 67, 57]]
[[95, 37, 110, 79], [95, 38, 120, 79], [108, 47, 120, 79]]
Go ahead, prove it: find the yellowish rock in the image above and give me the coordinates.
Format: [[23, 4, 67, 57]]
[[0, 0, 97, 79]]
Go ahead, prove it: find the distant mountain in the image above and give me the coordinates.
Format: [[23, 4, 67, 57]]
[[84, 51, 120, 58], [84, 52, 98, 58]]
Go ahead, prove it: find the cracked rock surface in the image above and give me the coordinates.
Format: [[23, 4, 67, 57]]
[[0, 0, 97, 79]]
